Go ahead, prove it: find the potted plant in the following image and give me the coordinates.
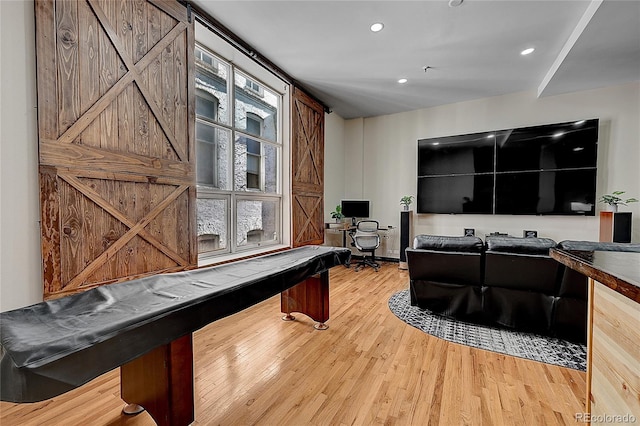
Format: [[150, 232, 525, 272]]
[[599, 191, 638, 212], [330, 205, 344, 222], [400, 195, 414, 211]]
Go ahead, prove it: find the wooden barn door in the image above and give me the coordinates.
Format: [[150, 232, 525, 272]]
[[291, 87, 325, 247], [35, 0, 196, 299]]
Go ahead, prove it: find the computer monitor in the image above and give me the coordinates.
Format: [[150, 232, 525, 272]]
[[341, 200, 370, 223]]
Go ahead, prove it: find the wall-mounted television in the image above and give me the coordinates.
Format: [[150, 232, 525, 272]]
[[417, 119, 598, 216], [341, 200, 370, 218]]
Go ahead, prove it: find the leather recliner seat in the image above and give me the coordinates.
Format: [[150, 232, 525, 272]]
[[407, 235, 640, 344], [406, 235, 485, 321], [483, 236, 559, 335]]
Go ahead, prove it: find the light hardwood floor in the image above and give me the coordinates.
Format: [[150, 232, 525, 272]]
[[0, 262, 586, 425]]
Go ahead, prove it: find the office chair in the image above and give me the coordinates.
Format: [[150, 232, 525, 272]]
[[349, 220, 381, 272]]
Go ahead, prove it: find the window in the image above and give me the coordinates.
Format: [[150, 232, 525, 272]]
[[244, 113, 263, 190], [236, 197, 279, 247], [234, 71, 277, 142], [196, 91, 218, 121], [245, 79, 263, 97], [195, 46, 218, 74], [196, 89, 228, 189], [195, 46, 230, 125], [194, 39, 286, 259], [196, 196, 228, 254], [246, 112, 263, 137], [245, 137, 261, 190], [195, 121, 231, 189]]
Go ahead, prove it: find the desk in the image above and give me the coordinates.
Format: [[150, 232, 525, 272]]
[[550, 249, 640, 422], [324, 223, 350, 246], [338, 226, 356, 247], [325, 224, 392, 248]]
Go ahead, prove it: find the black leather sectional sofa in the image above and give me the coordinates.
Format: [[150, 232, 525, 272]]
[[406, 235, 640, 344]]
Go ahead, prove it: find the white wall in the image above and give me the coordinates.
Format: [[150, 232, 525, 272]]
[[324, 112, 346, 221], [330, 82, 640, 257], [0, 0, 42, 311], [343, 118, 364, 200]]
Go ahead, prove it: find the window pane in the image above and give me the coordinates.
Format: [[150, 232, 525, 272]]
[[196, 94, 217, 120], [234, 135, 257, 191], [246, 138, 260, 154], [195, 50, 230, 125], [197, 198, 228, 253], [246, 114, 262, 137], [236, 199, 279, 247], [247, 154, 260, 174], [234, 136, 278, 193], [263, 143, 278, 194], [234, 72, 278, 142], [196, 122, 231, 190]]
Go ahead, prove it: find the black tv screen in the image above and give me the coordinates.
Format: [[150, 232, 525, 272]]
[[417, 119, 598, 216], [417, 175, 493, 214], [418, 131, 495, 175], [495, 169, 596, 215], [496, 120, 598, 172], [341, 200, 370, 218]]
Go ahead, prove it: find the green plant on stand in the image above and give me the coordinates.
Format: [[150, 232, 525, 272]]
[[599, 191, 638, 213], [400, 195, 414, 211], [330, 205, 344, 222]]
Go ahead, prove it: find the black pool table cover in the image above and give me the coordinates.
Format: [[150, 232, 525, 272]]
[[0, 245, 350, 403]]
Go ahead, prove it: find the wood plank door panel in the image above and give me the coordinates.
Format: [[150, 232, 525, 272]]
[[36, 0, 196, 299], [291, 87, 324, 247]]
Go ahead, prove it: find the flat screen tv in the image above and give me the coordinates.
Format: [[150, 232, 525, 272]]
[[417, 118, 598, 216], [495, 120, 598, 172], [417, 175, 493, 214], [341, 200, 370, 218], [495, 169, 597, 215], [418, 131, 495, 176]]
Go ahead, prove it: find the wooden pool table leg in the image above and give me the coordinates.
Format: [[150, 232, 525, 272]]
[[281, 271, 330, 329], [120, 334, 194, 426]]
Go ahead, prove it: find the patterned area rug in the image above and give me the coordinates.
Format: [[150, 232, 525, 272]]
[[388, 289, 586, 371]]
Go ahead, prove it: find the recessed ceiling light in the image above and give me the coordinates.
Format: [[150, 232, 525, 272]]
[[370, 22, 384, 32], [449, 0, 464, 7], [521, 47, 535, 56], [398, 78, 408, 84]]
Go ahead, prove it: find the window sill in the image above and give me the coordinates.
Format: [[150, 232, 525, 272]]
[[198, 244, 291, 268]]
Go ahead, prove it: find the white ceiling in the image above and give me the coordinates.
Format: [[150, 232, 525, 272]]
[[193, 0, 640, 119]]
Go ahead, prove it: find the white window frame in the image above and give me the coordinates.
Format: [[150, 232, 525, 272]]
[[195, 22, 291, 265]]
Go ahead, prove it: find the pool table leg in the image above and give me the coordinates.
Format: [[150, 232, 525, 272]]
[[120, 334, 194, 426], [281, 271, 330, 329]]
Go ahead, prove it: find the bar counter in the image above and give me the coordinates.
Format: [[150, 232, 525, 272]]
[[550, 248, 640, 303], [550, 248, 640, 425]]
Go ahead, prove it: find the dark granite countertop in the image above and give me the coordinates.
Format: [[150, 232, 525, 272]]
[[550, 249, 640, 304]]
